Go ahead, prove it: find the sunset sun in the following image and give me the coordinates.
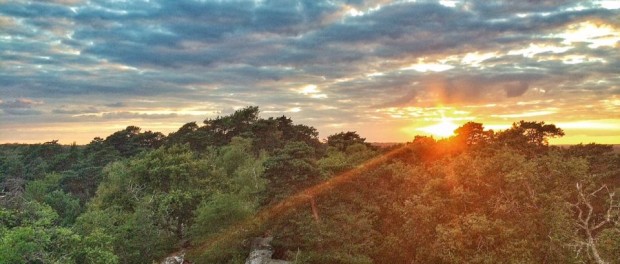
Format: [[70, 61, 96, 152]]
[[420, 117, 459, 138]]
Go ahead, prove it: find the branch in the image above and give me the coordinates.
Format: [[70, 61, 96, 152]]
[[591, 187, 616, 231], [576, 183, 594, 225], [571, 182, 617, 264]]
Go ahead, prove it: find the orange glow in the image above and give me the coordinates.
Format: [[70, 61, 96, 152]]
[[420, 117, 459, 138]]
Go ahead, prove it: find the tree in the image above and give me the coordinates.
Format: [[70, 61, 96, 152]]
[[43, 190, 81, 226], [104, 126, 164, 157], [263, 141, 319, 204], [453, 122, 494, 147], [0, 201, 115, 264], [202, 106, 260, 146], [326, 131, 372, 152], [166, 122, 203, 150], [318, 142, 377, 177], [165, 107, 322, 154], [24, 173, 82, 226], [497, 121, 564, 148], [250, 116, 321, 153], [80, 138, 268, 262], [89, 144, 211, 240]]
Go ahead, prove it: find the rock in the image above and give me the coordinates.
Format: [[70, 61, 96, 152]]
[[245, 237, 291, 264], [161, 252, 189, 264]]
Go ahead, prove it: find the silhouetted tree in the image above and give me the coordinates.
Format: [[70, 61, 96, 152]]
[[453, 122, 494, 147]]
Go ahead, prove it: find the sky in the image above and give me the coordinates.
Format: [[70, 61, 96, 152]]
[[1, 0, 619, 144]]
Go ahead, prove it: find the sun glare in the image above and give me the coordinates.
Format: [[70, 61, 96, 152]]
[[420, 117, 459, 138]]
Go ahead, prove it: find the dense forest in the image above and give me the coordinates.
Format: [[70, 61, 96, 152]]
[[1, 106, 619, 264]]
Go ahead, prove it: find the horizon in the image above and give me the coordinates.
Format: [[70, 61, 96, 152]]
[[1, 1, 619, 145], [0, 116, 617, 146]]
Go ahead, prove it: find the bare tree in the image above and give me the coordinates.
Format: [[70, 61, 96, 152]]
[[569, 183, 619, 264]]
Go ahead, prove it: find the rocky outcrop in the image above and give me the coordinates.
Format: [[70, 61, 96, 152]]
[[245, 237, 291, 264]]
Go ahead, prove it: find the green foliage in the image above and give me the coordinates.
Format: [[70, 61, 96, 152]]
[[495, 121, 565, 155], [316, 148, 348, 175], [326, 131, 372, 152], [598, 228, 620, 263], [166, 107, 321, 153], [191, 192, 256, 238], [204, 107, 260, 141], [2, 113, 619, 264], [103, 126, 164, 157], [74, 230, 119, 264], [79, 138, 268, 262], [24, 173, 62, 201], [263, 141, 319, 204], [23, 173, 82, 226], [252, 116, 321, 152], [188, 137, 268, 261], [0, 148, 25, 182], [266, 141, 318, 180], [0, 201, 115, 264], [43, 190, 81, 226], [0, 226, 50, 264], [76, 202, 176, 263], [79, 145, 209, 261], [264, 140, 619, 264], [318, 143, 377, 177]]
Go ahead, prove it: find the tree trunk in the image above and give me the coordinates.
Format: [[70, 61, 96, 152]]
[[310, 197, 320, 222], [586, 230, 607, 264]]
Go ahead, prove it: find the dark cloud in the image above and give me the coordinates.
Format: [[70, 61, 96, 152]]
[[412, 73, 545, 104], [504, 81, 530, 98], [0, 99, 44, 116]]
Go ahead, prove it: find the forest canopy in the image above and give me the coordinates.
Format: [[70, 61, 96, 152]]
[[1, 106, 619, 264]]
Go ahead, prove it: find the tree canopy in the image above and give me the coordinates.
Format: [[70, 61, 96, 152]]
[[1, 107, 618, 264]]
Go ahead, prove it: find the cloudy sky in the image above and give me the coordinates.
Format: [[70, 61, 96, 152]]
[[1, 0, 619, 144]]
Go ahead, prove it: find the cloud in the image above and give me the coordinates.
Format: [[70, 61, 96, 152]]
[[0, 98, 43, 109], [375, 89, 418, 108], [504, 81, 530, 97], [105, 102, 126, 108], [1, 109, 43, 116], [1, 0, 619, 143], [52, 105, 99, 114], [405, 73, 542, 105], [0, 98, 45, 116], [100, 112, 179, 120]]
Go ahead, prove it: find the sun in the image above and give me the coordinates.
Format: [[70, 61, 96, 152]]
[[420, 117, 459, 138]]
